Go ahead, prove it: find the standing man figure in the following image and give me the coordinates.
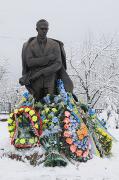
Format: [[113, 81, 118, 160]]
[[19, 19, 73, 100]]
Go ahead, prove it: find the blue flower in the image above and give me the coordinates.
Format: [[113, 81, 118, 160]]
[[43, 95, 51, 104], [44, 129, 51, 136], [23, 91, 30, 99], [88, 108, 96, 116], [23, 102, 32, 106], [41, 115, 46, 120], [78, 144, 82, 148], [52, 117, 59, 123]]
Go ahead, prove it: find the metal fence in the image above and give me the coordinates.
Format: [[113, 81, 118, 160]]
[[95, 109, 104, 114]]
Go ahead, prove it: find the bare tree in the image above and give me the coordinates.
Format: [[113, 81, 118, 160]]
[[67, 35, 119, 108], [0, 60, 20, 110]]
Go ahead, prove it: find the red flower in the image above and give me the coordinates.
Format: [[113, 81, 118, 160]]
[[63, 117, 70, 124], [64, 124, 70, 129]]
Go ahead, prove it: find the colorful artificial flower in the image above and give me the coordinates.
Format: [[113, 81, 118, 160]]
[[52, 108, 57, 113], [29, 110, 35, 116], [82, 150, 89, 158], [70, 144, 77, 153], [32, 116, 38, 122], [29, 138, 35, 144], [34, 124, 39, 129], [25, 107, 30, 112], [78, 134, 84, 140], [63, 117, 70, 124], [63, 131, 71, 137], [14, 109, 19, 114], [7, 118, 13, 124], [19, 108, 24, 112], [66, 138, 73, 144], [52, 117, 59, 123], [76, 149, 83, 157], [65, 111, 71, 117], [64, 124, 70, 129], [7, 106, 41, 148], [10, 132, 14, 138], [20, 138, 26, 144], [9, 113, 14, 118]]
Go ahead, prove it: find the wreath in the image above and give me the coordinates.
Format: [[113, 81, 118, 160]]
[[62, 110, 92, 162], [7, 106, 42, 148]]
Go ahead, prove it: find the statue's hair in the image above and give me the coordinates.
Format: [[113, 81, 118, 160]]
[[36, 19, 49, 28]]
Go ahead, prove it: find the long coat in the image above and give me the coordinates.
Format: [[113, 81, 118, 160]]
[[21, 37, 73, 99]]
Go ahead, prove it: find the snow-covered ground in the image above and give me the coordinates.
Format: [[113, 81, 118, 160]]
[[0, 121, 119, 180]]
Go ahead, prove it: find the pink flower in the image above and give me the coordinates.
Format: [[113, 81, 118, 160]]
[[82, 150, 89, 158], [70, 144, 77, 153], [63, 131, 71, 137], [65, 111, 71, 117]]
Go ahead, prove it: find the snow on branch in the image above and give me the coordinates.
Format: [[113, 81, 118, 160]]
[[67, 35, 119, 108]]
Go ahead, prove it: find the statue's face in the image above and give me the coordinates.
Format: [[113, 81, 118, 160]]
[[37, 22, 49, 39]]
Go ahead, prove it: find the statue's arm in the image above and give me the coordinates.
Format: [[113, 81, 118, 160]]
[[26, 46, 55, 68], [31, 44, 62, 81], [22, 43, 29, 76], [19, 43, 31, 86]]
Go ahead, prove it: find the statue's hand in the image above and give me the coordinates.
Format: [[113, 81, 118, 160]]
[[47, 53, 56, 61], [19, 75, 31, 86]]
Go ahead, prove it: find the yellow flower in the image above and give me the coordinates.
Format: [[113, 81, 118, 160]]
[[45, 108, 50, 114], [35, 137, 38, 143], [29, 110, 35, 116], [8, 126, 15, 131], [107, 135, 112, 141], [34, 124, 39, 129], [10, 132, 14, 138], [29, 138, 35, 144], [52, 108, 57, 113], [14, 109, 18, 114], [43, 119, 49, 123], [97, 128, 102, 133], [22, 97, 26, 102], [25, 107, 30, 112], [74, 109, 78, 114], [9, 113, 14, 118], [15, 139, 19, 144], [102, 132, 107, 136], [32, 116, 38, 122], [41, 110, 45, 115], [7, 118, 13, 124], [19, 108, 24, 112], [20, 138, 26, 144]]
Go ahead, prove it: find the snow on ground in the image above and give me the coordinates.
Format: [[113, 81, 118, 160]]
[[0, 121, 119, 180]]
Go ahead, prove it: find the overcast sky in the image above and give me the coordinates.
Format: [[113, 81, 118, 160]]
[[0, 0, 119, 80]]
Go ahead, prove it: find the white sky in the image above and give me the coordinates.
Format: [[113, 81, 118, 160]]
[[0, 0, 119, 79]]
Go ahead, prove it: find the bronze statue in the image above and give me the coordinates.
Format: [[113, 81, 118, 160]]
[[19, 19, 73, 100]]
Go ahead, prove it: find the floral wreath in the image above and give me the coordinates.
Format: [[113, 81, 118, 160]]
[[62, 110, 91, 161], [7, 106, 42, 148]]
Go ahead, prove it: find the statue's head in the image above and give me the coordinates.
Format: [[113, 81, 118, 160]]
[[36, 19, 49, 39]]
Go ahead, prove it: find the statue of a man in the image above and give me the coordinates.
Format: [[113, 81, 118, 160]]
[[19, 19, 73, 100]]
